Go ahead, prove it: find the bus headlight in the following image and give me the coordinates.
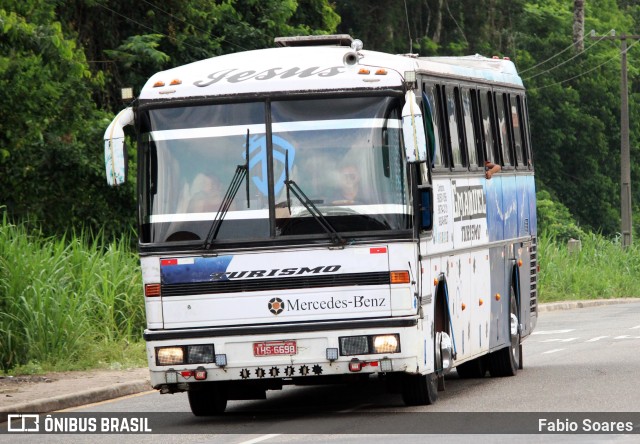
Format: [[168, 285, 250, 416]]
[[372, 334, 400, 353], [187, 345, 214, 364], [157, 347, 184, 365], [156, 344, 216, 366], [339, 334, 401, 356]]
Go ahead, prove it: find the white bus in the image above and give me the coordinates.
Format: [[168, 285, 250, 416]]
[[104, 34, 537, 414]]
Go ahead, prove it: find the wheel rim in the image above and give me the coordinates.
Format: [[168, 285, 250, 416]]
[[510, 293, 520, 366], [436, 331, 453, 373]]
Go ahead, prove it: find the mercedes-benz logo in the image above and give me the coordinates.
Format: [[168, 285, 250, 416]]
[[268, 297, 285, 315]]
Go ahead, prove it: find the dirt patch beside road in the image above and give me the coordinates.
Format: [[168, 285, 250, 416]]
[[0, 367, 150, 411]]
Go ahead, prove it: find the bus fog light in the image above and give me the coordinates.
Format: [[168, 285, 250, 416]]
[[187, 345, 214, 364], [215, 354, 227, 367], [157, 347, 184, 365], [380, 358, 393, 372], [340, 336, 369, 355], [372, 335, 400, 353], [326, 348, 339, 361], [165, 370, 178, 383]]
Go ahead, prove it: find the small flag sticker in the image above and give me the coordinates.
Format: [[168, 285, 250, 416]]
[[161, 258, 195, 266]]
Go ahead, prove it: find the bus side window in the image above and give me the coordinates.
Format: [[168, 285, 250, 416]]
[[435, 84, 451, 168], [446, 86, 464, 168], [486, 91, 501, 165], [496, 92, 513, 167], [523, 96, 534, 169], [461, 88, 478, 169], [422, 84, 444, 170], [471, 89, 487, 165], [510, 95, 525, 168], [518, 95, 533, 169]]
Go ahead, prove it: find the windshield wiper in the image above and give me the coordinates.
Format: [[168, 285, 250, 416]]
[[283, 150, 346, 246], [203, 129, 250, 249]]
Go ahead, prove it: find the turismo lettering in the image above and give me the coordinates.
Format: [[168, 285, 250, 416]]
[[211, 265, 341, 281], [460, 224, 482, 242]]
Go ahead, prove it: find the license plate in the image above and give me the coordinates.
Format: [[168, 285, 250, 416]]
[[253, 340, 297, 356]]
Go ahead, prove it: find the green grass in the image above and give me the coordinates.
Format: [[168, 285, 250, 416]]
[[538, 231, 640, 302], [0, 214, 145, 373]]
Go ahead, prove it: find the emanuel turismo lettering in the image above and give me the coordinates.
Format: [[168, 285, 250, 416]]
[[211, 265, 341, 281], [195, 66, 344, 87], [453, 182, 486, 222], [461, 224, 482, 242]]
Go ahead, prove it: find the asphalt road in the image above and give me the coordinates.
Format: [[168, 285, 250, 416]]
[[3, 302, 640, 443]]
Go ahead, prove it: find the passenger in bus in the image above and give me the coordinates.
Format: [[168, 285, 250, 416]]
[[485, 160, 501, 179], [187, 173, 224, 213], [331, 164, 363, 205]]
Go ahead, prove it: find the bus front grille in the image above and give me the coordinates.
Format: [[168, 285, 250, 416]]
[[161, 272, 391, 297]]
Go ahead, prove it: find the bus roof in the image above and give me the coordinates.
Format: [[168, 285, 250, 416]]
[[139, 45, 523, 101], [415, 55, 523, 88]]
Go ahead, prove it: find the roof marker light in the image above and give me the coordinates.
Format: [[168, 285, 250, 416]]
[[375, 69, 387, 75], [153, 81, 165, 88], [170, 79, 182, 85], [358, 68, 370, 75]]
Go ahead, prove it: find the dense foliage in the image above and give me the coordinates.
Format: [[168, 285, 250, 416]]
[[1, 0, 639, 238]]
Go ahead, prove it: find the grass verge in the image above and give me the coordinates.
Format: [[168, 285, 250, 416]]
[[538, 231, 640, 302], [0, 215, 145, 374]]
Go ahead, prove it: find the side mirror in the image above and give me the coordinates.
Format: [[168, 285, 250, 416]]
[[418, 184, 432, 231], [402, 90, 427, 163], [104, 107, 134, 186]]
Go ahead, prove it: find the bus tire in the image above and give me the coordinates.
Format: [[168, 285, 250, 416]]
[[188, 383, 228, 416], [455, 356, 487, 379], [401, 372, 438, 406], [488, 285, 520, 377]]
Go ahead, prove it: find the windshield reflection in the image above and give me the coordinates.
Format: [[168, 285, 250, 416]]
[[139, 97, 411, 245]]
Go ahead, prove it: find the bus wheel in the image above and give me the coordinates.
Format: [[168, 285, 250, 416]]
[[488, 287, 520, 377], [188, 383, 227, 416], [455, 356, 487, 379], [401, 372, 438, 406]]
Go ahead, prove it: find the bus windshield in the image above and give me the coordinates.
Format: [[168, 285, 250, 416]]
[[139, 96, 411, 245]]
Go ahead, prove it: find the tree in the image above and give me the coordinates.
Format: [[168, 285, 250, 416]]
[[0, 0, 341, 238], [0, 4, 136, 236]]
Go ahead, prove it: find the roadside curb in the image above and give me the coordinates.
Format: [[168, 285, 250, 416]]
[[537, 298, 639, 312], [0, 379, 151, 423]]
